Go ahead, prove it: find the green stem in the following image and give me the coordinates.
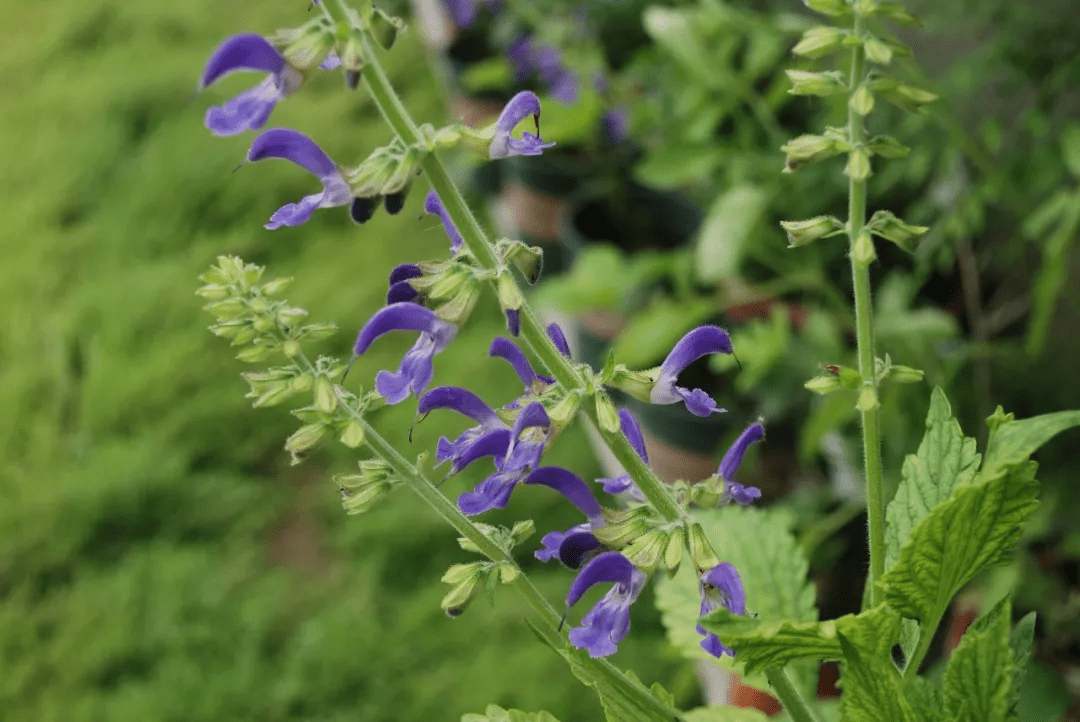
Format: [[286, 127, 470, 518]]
[[846, 11, 886, 609], [903, 605, 946, 681], [355, 32, 684, 523], [765, 667, 821, 722], [332, 387, 682, 720]]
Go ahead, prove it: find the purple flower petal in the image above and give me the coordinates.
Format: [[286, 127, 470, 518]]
[[536, 524, 585, 563], [375, 334, 438, 404], [566, 552, 647, 658], [418, 386, 500, 427], [452, 428, 512, 471], [507, 35, 534, 82], [423, 190, 464, 253], [546, 323, 571, 357], [650, 326, 732, 417], [441, 0, 477, 28], [201, 34, 284, 88], [247, 129, 352, 228], [697, 562, 746, 658], [204, 77, 283, 136], [618, 409, 649, 464], [248, 128, 338, 179], [489, 92, 555, 159], [602, 108, 630, 144], [524, 467, 603, 523], [389, 264, 422, 285], [719, 422, 764, 480], [353, 303, 456, 356], [727, 482, 762, 506], [387, 280, 421, 305], [319, 52, 342, 70], [458, 470, 520, 515], [505, 308, 520, 337], [489, 337, 537, 388], [558, 529, 603, 569]]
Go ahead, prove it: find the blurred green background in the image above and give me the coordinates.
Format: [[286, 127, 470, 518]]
[[0, 2, 683, 720]]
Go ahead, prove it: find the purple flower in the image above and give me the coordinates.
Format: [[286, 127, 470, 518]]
[[601, 108, 630, 144], [717, 422, 764, 505], [697, 562, 746, 658], [537, 524, 603, 568], [533, 45, 579, 104], [353, 303, 458, 404], [505, 309, 521, 337], [524, 467, 604, 526], [441, 0, 477, 28], [201, 34, 303, 136], [489, 91, 556, 159], [319, 52, 342, 70], [457, 402, 550, 515], [507, 35, 535, 83], [489, 337, 553, 392], [423, 190, 464, 254], [596, 409, 647, 501], [649, 326, 733, 417], [247, 129, 352, 229], [418, 386, 509, 471], [546, 323, 572, 357], [386, 264, 423, 305], [566, 552, 648, 658]]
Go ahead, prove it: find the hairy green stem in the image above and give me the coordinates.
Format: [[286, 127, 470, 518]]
[[331, 386, 683, 720], [765, 667, 821, 722], [847, 11, 886, 609], [355, 32, 684, 522], [903, 605, 946, 681]]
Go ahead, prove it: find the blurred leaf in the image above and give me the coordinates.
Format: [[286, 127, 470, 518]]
[[633, 144, 725, 188], [611, 297, 716, 368], [694, 185, 769, 283], [1061, 123, 1080, 179]]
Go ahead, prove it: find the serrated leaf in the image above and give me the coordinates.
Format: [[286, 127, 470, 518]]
[[837, 634, 918, 722], [885, 388, 981, 570], [694, 185, 769, 282], [942, 596, 1014, 722], [982, 408, 1080, 482], [697, 604, 899, 676], [880, 462, 1040, 624], [907, 677, 946, 722], [656, 507, 817, 696], [683, 706, 770, 721]]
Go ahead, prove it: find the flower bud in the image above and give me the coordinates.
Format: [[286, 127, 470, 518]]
[[805, 374, 843, 395], [885, 365, 924, 384], [863, 36, 893, 65], [281, 26, 335, 69], [369, 7, 405, 50], [792, 26, 848, 59], [440, 563, 486, 617], [663, 527, 685, 574], [845, 148, 872, 182], [851, 229, 877, 265], [786, 69, 846, 97], [856, 386, 880, 411], [850, 84, 875, 116], [687, 522, 721, 572], [314, 374, 337, 414], [496, 272, 524, 319], [548, 390, 582, 428], [339, 419, 366, 448], [607, 367, 655, 403], [593, 507, 652, 549], [780, 215, 845, 247], [285, 422, 328, 461], [782, 133, 847, 171], [866, 210, 928, 253], [622, 529, 668, 573], [595, 393, 622, 435]]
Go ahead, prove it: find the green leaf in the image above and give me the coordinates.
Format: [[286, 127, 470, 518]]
[[1009, 611, 1036, 701], [1061, 123, 1080, 179], [634, 144, 724, 188], [461, 705, 562, 722], [697, 604, 900, 676], [982, 408, 1080, 481], [907, 677, 946, 722], [642, 6, 714, 84], [656, 507, 817, 696], [941, 596, 1014, 722], [880, 461, 1040, 624], [683, 706, 770, 721], [837, 635, 918, 722], [694, 185, 769, 282], [885, 388, 981, 570]]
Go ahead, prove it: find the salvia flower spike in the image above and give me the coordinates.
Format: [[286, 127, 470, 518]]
[[247, 129, 352, 229]]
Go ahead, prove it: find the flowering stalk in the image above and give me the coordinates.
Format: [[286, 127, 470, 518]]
[[329, 9, 685, 523], [845, 9, 886, 607]]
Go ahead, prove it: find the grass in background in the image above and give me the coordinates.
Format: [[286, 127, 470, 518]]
[[0, 2, 684, 720]]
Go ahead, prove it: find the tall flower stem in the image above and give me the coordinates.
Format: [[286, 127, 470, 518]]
[[326, 375, 683, 721], [350, 28, 684, 522], [846, 11, 886, 607], [764, 667, 822, 722]]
